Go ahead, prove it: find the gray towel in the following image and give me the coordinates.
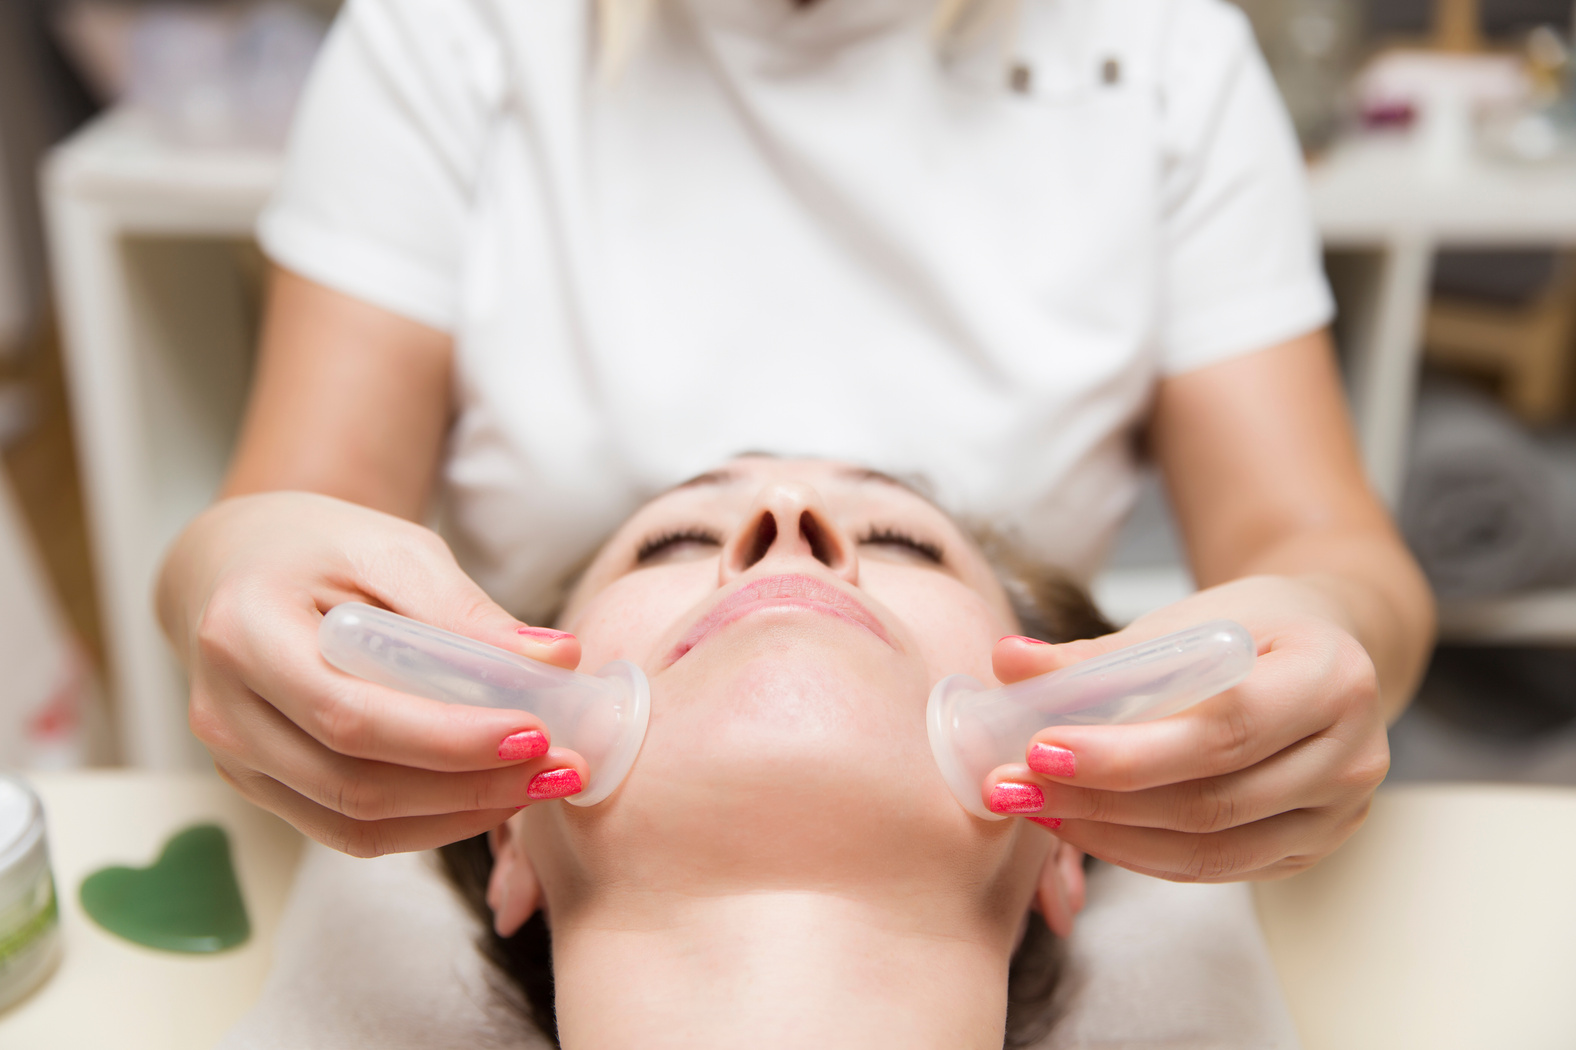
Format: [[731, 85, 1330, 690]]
[[219, 843, 1299, 1049], [1400, 379, 1576, 597]]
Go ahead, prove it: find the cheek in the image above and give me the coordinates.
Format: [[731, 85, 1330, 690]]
[[564, 568, 716, 671], [863, 569, 1013, 687]]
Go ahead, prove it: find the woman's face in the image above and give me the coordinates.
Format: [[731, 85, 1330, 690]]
[[503, 457, 1049, 931]]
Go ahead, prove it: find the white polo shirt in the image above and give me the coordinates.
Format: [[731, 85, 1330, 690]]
[[260, 0, 1332, 620]]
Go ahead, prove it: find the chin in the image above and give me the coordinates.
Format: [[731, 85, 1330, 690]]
[[554, 625, 1002, 893], [651, 618, 926, 779]]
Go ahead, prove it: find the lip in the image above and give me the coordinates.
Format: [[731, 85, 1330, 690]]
[[666, 573, 894, 664]]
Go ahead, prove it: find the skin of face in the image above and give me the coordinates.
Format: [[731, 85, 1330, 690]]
[[488, 457, 1067, 952]]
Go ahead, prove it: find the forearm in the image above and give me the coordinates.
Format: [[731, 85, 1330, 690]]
[[222, 267, 454, 518], [1153, 330, 1435, 724], [162, 269, 454, 648]]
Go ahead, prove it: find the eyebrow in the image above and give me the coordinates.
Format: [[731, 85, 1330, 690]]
[[835, 465, 931, 499], [669, 468, 743, 492]]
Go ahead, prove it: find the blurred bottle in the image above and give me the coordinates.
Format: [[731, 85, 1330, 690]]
[[232, 2, 328, 144], [124, 6, 233, 144], [122, 1, 327, 147], [1524, 23, 1570, 104], [1476, 24, 1575, 162], [1235, 0, 1365, 152]]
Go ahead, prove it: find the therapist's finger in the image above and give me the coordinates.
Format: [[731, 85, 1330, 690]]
[[196, 589, 561, 771], [1019, 637, 1367, 793], [211, 680, 591, 819], [991, 633, 1116, 686], [984, 726, 1381, 832], [342, 517, 584, 671], [1052, 805, 1347, 883], [213, 759, 531, 858]]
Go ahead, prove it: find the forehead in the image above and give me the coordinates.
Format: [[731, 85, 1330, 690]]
[[658, 458, 934, 506]]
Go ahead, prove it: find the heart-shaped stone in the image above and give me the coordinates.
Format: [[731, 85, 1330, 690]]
[[79, 823, 250, 953]]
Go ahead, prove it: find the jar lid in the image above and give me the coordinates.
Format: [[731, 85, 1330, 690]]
[[0, 775, 44, 875]]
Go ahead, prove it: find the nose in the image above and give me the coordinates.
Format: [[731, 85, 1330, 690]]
[[720, 482, 858, 585]]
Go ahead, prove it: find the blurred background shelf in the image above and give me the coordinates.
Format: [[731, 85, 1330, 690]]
[[1308, 134, 1576, 506], [1436, 587, 1576, 642], [1311, 134, 1576, 244], [44, 110, 270, 768], [1098, 563, 1576, 645], [46, 108, 280, 228]]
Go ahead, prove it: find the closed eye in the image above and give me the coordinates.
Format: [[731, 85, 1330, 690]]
[[859, 526, 943, 564], [636, 527, 723, 565]]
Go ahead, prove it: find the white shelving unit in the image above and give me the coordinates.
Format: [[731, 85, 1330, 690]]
[[1310, 132, 1576, 644], [44, 108, 1576, 767], [1099, 131, 1576, 639], [43, 111, 278, 768]]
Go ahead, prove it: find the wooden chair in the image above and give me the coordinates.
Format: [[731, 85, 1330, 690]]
[[1425, 256, 1576, 424]]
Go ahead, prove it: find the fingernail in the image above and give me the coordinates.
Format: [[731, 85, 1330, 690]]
[[527, 768, 583, 800], [1002, 635, 1049, 645], [1028, 816, 1063, 831], [498, 730, 549, 761], [1028, 743, 1077, 778], [518, 626, 574, 642], [988, 782, 1045, 814]]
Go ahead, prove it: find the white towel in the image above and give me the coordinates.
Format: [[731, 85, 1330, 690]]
[[219, 843, 536, 1050], [1040, 862, 1300, 1049], [1401, 378, 1576, 596], [220, 843, 1299, 1050]]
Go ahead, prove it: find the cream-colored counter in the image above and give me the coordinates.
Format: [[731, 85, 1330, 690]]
[[1256, 783, 1576, 1050], [0, 771, 302, 1049], [1, 773, 1572, 1049]]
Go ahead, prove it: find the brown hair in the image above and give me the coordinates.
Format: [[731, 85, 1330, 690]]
[[439, 529, 1112, 1048]]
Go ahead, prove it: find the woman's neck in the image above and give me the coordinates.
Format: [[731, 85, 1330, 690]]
[[550, 889, 1012, 1049]]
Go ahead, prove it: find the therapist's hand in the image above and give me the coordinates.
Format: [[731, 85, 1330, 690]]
[[158, 491, 590, 857], [984, 575, 1390, 882]]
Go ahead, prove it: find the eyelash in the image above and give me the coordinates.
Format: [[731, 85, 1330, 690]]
[[860, 526, 943, 563], [634, 525, 943, 564], [636, 527, 722, 563]]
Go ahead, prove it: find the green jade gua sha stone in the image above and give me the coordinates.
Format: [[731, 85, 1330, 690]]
[[79, 823, 250, 953]]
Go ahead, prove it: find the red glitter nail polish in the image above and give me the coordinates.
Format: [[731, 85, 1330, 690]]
[[988, 782, 1045, 814], [518, 626, 573, 642], [1001, 635, 1049, 645], [1028, 743, 1076, 778], [1028, 817, 1063, 831], [527, 768, 583, 800], [498, 730, 549, 761]]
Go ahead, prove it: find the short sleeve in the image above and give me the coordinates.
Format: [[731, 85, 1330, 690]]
[[1154, 0, 1334, 375], [257, 0, 503, 332]]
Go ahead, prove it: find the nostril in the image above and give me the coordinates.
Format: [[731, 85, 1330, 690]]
[[742, 512, 777, 570], [800, 511, 837, 567]]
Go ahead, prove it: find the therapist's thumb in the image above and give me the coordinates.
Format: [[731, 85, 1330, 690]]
[[991, 630, 1130, 686], [361, 530, 583, 672]]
